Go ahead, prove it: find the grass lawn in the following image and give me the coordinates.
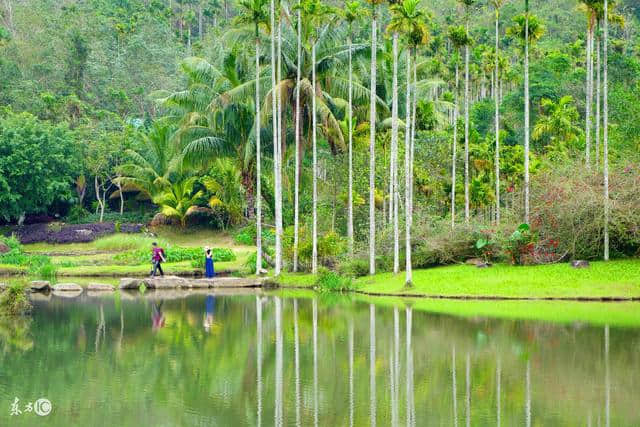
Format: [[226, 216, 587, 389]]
[[277, 259, 640, 299]]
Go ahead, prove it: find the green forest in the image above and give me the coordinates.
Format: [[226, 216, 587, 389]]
[[1, 0, 640, 283]]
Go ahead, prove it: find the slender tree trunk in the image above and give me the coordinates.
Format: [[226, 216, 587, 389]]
[[596, 22, 601, 167], [369, 9, 377, 275], [452, 63, 459, 229], [198, 4, 203, 38], [312, 38, 319, 274], [391, 32, 400, 274], [586, 20, 593, 167], [603, 0, 609, 260], [293, 4, 302, 272], [275, 13, 283, 274], [410, 53, 417, 221], [347, 31, 354, 256], [117, 177, 124, 215], [269, 0, 279, 274], [524, 3, 531, 224], [464, 20, 471, 223], [255, 34, 263, 275], [494, 9, 501, 225], [404, 49, 412, 286]]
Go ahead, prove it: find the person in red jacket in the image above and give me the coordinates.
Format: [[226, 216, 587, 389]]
[[150, 242, 166, 277]]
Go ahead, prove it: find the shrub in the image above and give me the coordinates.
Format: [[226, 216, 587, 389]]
[[287, 228, 347, 272], [0, 283, 32, 316], [94, 234, 166, 252], [314, 268, 354, 292], [234, 223, 275, 246], [244, 248, 273, 274], [338, 258, 370, 278], [114, 246, 235, 265]]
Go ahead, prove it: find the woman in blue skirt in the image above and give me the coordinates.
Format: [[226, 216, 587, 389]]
[[204, 247, 215, 278]]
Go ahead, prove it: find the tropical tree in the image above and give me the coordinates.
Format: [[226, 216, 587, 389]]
[[235, 0, 269, 273], [396, 0, 428, 286], [507, 8, 545, 224], [367, 0, 385, 275], [448, 25, 470, 228], [603, 0, 609, 260], [457, 0, 477, 224], [203, 158, 246, 228], [270, 0, 283, 275], [341, 0, 367, 258], [491, 0, 508, 224], [579, 0, 596, 168], [532, 96, 583, 157], [117, 121, 181, 202], [153, 175, 204, 228]]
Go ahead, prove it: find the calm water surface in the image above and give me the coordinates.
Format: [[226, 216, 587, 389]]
[[0, 290, 639, 426]]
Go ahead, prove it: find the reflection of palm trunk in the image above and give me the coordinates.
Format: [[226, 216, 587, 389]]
[[496, 358, 501, 427], [452, 347, 458, 427], [369, 304, 376, 426], [313, 299, 319, 427], [392, 308, 400, 425], [275, 297, 283, 426], [525, 360, 531, 427], [465, 353, 471, 427], [294, 300, 301, 426], [405, 307, 414, 426], [349, 318, 354, 427], [605, 325, 610, 427], [256, 297, 263, 427]]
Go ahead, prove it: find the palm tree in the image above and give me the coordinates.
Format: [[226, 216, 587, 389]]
[[387, 0, 402, 274], [457, 0, 477, 224], [603, 0, 609, 260], [233, 0, 269, 273], [448, 26, 469, 229], [342, 1, 366, 258], [491, 0, 508, 224], [298, 0, 335, 274], [583, 1, 596, 168], [293, 0, 303, 272], [391, 0, 428, 286], [507, 9, 544, 224], [367, 0, 384, 275], [532, 96, 583, 148], [153, 176, 204, 228]]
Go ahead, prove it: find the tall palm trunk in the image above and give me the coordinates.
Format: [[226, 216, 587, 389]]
[[255, 30, 263, 275], [451, 62, 459, 229], [404, 49, 412, 286], [524, 0, 531, 224], [603, 0, 609, 260], [347, 30, 354, 256], [585, 18, 593, 167], [293, 2, 302, 272], [494, 7, 501, 225], [312, 36, 319, 274], [369, 7, 377, 275], [269, 0, 282, 275], [595, 20, 601, 167], [464, 19, 471, 223], [410, 52, 417, 219], [391, 32, 400, 274], [275, 8, 283, 275]]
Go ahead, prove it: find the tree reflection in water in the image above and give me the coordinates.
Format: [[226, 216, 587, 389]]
[[2, 295, 639, 426]]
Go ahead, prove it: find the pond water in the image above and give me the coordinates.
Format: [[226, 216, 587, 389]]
[[1, 291, 639, 426]]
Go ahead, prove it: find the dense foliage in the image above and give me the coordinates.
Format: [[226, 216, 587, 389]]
[[1, 0, 639, 270]]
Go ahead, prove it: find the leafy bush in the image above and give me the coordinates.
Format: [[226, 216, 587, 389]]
[[114, 246, 235, 265], [65, 209, 154, 225], [244, 248, 273, 274], [0, 236, 55, 278], [314, 268, 354, 292], [234, 223, 275, 246], [338, 258, 370, 278], [503, 224, 537, 265], [286, 228, 347, 272], [0, 283, 32, 316]]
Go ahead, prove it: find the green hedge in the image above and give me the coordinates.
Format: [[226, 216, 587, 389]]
[[113, 246, 236, 265]]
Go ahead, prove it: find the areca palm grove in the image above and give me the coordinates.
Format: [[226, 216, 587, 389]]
[[3, 0, 640, 273]]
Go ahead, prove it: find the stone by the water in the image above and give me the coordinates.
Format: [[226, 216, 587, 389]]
[[30, 280, 51, 292], [476, 262, 492, 269], [53, 283, 83, 292], [0, 241, 10, 254], [571, 260, 590, 269], [0, 283, 6, 292], [88, 283, 115, 291], [119, 278, 144, 289]]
